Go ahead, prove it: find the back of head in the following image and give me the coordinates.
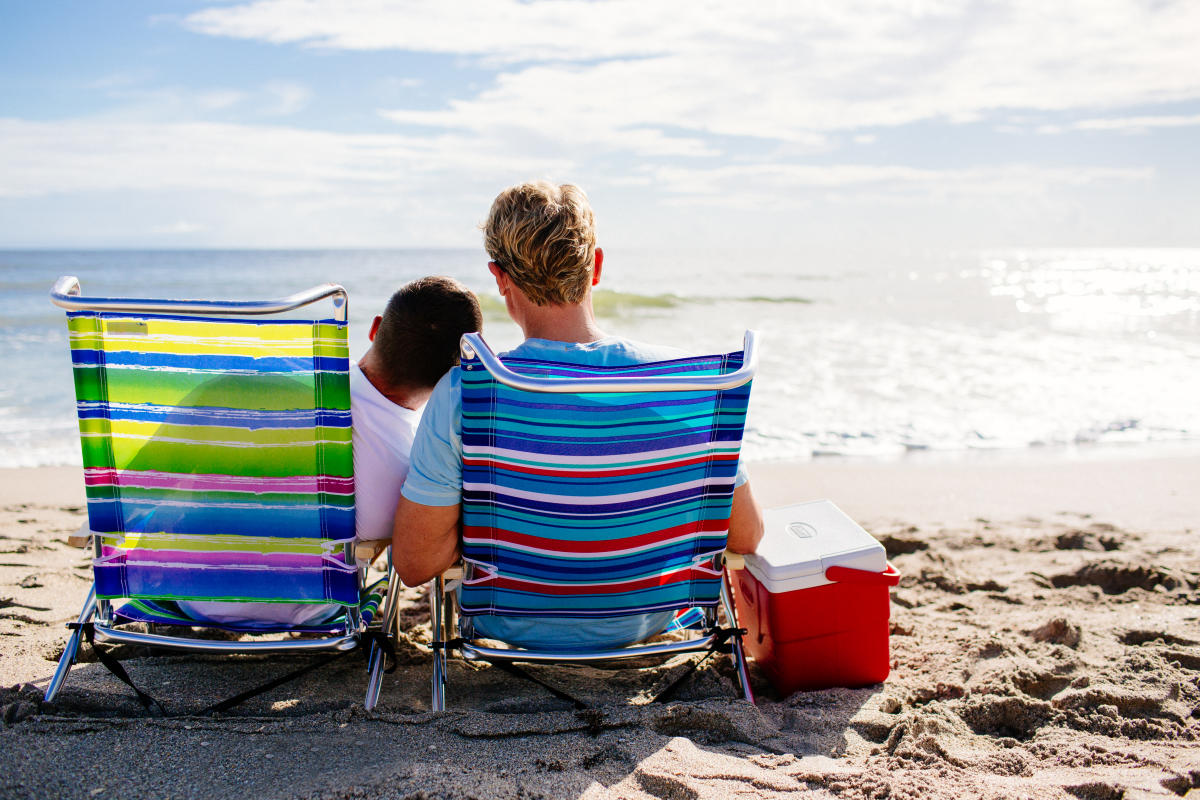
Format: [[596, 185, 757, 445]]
[[372, 276, 483, 390], [483, 181, 597, 306]]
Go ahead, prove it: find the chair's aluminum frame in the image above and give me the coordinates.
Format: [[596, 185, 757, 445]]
[[431, 331, 759, 711], [459, 331, 758, 393], [43, 277, 391, 710]]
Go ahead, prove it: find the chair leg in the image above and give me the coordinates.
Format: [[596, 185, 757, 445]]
[[430, 576, 446, 712], [44, 586, 97, 703], [364, 565, 402, 711], [721, 572, 755, 704]]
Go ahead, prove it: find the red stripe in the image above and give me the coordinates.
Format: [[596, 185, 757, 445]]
[[478, 566, 720, 596], [462, 452, 739, 479], [462, 519, 729, 555]]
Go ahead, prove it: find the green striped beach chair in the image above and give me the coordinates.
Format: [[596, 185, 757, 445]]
[[43, 276, 397, 713], [429, 332, 758, 710]]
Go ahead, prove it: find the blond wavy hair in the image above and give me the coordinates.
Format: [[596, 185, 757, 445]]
[[483, 181, 597, 306]]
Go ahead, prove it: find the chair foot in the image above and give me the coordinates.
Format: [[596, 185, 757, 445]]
[[430, 576, 447, 712], [364, 568, 400, 712], [720, 570, 755, 704], [729, 635, 755, 704], [363, 641, 385, 711], [44, 587, 97, 703]]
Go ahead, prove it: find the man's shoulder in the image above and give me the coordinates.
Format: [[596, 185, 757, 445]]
[[505, 336, 688, 367]]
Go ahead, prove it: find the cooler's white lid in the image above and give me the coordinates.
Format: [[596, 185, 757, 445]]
[[743, 500, 887, 593]]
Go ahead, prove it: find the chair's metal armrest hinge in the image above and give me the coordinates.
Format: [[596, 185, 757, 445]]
[[354, 540, 387, 568], [67, 523, 93, 549]]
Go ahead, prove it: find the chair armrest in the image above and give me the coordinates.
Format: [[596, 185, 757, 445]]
[[440, 565, 464, 581], [67, 523, 93, 549], [723, 551, 745, 570]]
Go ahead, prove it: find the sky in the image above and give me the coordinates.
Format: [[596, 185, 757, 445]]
[[1, 0, 1198, 250]]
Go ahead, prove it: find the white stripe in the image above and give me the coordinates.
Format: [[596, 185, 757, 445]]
[[462, 475, 734, 506], [469, 491, 733, 519]]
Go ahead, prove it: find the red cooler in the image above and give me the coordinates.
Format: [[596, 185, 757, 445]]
[[732, 500, 900, 695]]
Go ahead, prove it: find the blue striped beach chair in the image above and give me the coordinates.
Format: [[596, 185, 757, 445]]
[[429, 332, 758, 710], [43, 276, 396, 713]]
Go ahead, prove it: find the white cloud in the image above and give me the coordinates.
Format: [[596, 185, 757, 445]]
[[0, 116, 1149, 214], [642, 163, 1153, 207], [0, 117, 569, 200], [262, 81, 312, 115], [185, 0, 1200, 147], [150, 220, 206, 235], [1038, 113, 1200, 134]]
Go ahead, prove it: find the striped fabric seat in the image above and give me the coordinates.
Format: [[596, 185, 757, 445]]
[[112, 576, 389, 634], [67, 310, 358, 620], [458, 350, 752, 619]]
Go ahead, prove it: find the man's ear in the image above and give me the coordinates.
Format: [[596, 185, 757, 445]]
[[592, 247, 604, 286], [487, 261, 508, 296], [368, 315, 382, 342]]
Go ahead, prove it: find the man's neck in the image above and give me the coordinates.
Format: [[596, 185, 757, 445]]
[[357, 354, 428, 411], [517, 296, 607, 344]]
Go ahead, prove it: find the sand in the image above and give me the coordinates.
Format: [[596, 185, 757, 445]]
[[2, 450, 1199, 799]]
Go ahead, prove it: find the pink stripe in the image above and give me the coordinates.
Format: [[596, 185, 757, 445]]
[[85, 469, 354, 495], [123, 549, 326, 569]]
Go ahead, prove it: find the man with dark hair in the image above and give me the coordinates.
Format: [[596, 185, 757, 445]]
[[179, 276, 482, 627], [352, 276, 484, 546]]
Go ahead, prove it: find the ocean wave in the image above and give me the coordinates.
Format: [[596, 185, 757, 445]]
[[478, 290, 814, 319]]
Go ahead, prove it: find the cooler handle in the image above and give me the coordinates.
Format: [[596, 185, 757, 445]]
[[824, 561, 901, 586]]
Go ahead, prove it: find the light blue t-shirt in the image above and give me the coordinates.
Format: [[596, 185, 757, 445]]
[[401, 336, 747, 651]]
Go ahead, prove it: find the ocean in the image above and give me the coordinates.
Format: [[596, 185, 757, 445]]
[[2, 247, 1199, 468]]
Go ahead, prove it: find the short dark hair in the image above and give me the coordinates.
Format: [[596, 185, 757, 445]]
[[372, 276, 483, 389]]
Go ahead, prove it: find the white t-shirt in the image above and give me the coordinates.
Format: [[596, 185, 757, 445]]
[[348, 362, 421, 542], [177, 362, 420, 627]]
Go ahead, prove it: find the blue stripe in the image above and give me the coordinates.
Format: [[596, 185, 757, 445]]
[[461, 391, 736, 415], [70, 348, 347, 373], [465, 540, 725, 579], [463, 483, 735, 517], [462, 429, 743, 456], [77, 402, 352, 428], [96, 564, 359, 605], [90, 499, 354, 540], [464, 462, 738, 497], [463, 502, 735, 539], [460, 581, 723, 616], [462, 487, 736, 522], [479, 354, 741, 377]]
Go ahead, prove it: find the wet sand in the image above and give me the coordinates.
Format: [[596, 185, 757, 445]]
[[2, 452, 1199, 799]]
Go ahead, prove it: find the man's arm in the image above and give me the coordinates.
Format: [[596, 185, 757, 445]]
[[390, 369, 464, 586], [392, 496, 461, 587], [726, 481, 764, 554]]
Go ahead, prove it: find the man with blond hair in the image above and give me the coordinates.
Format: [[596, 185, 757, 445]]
[[393, 181, 764, 650]]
